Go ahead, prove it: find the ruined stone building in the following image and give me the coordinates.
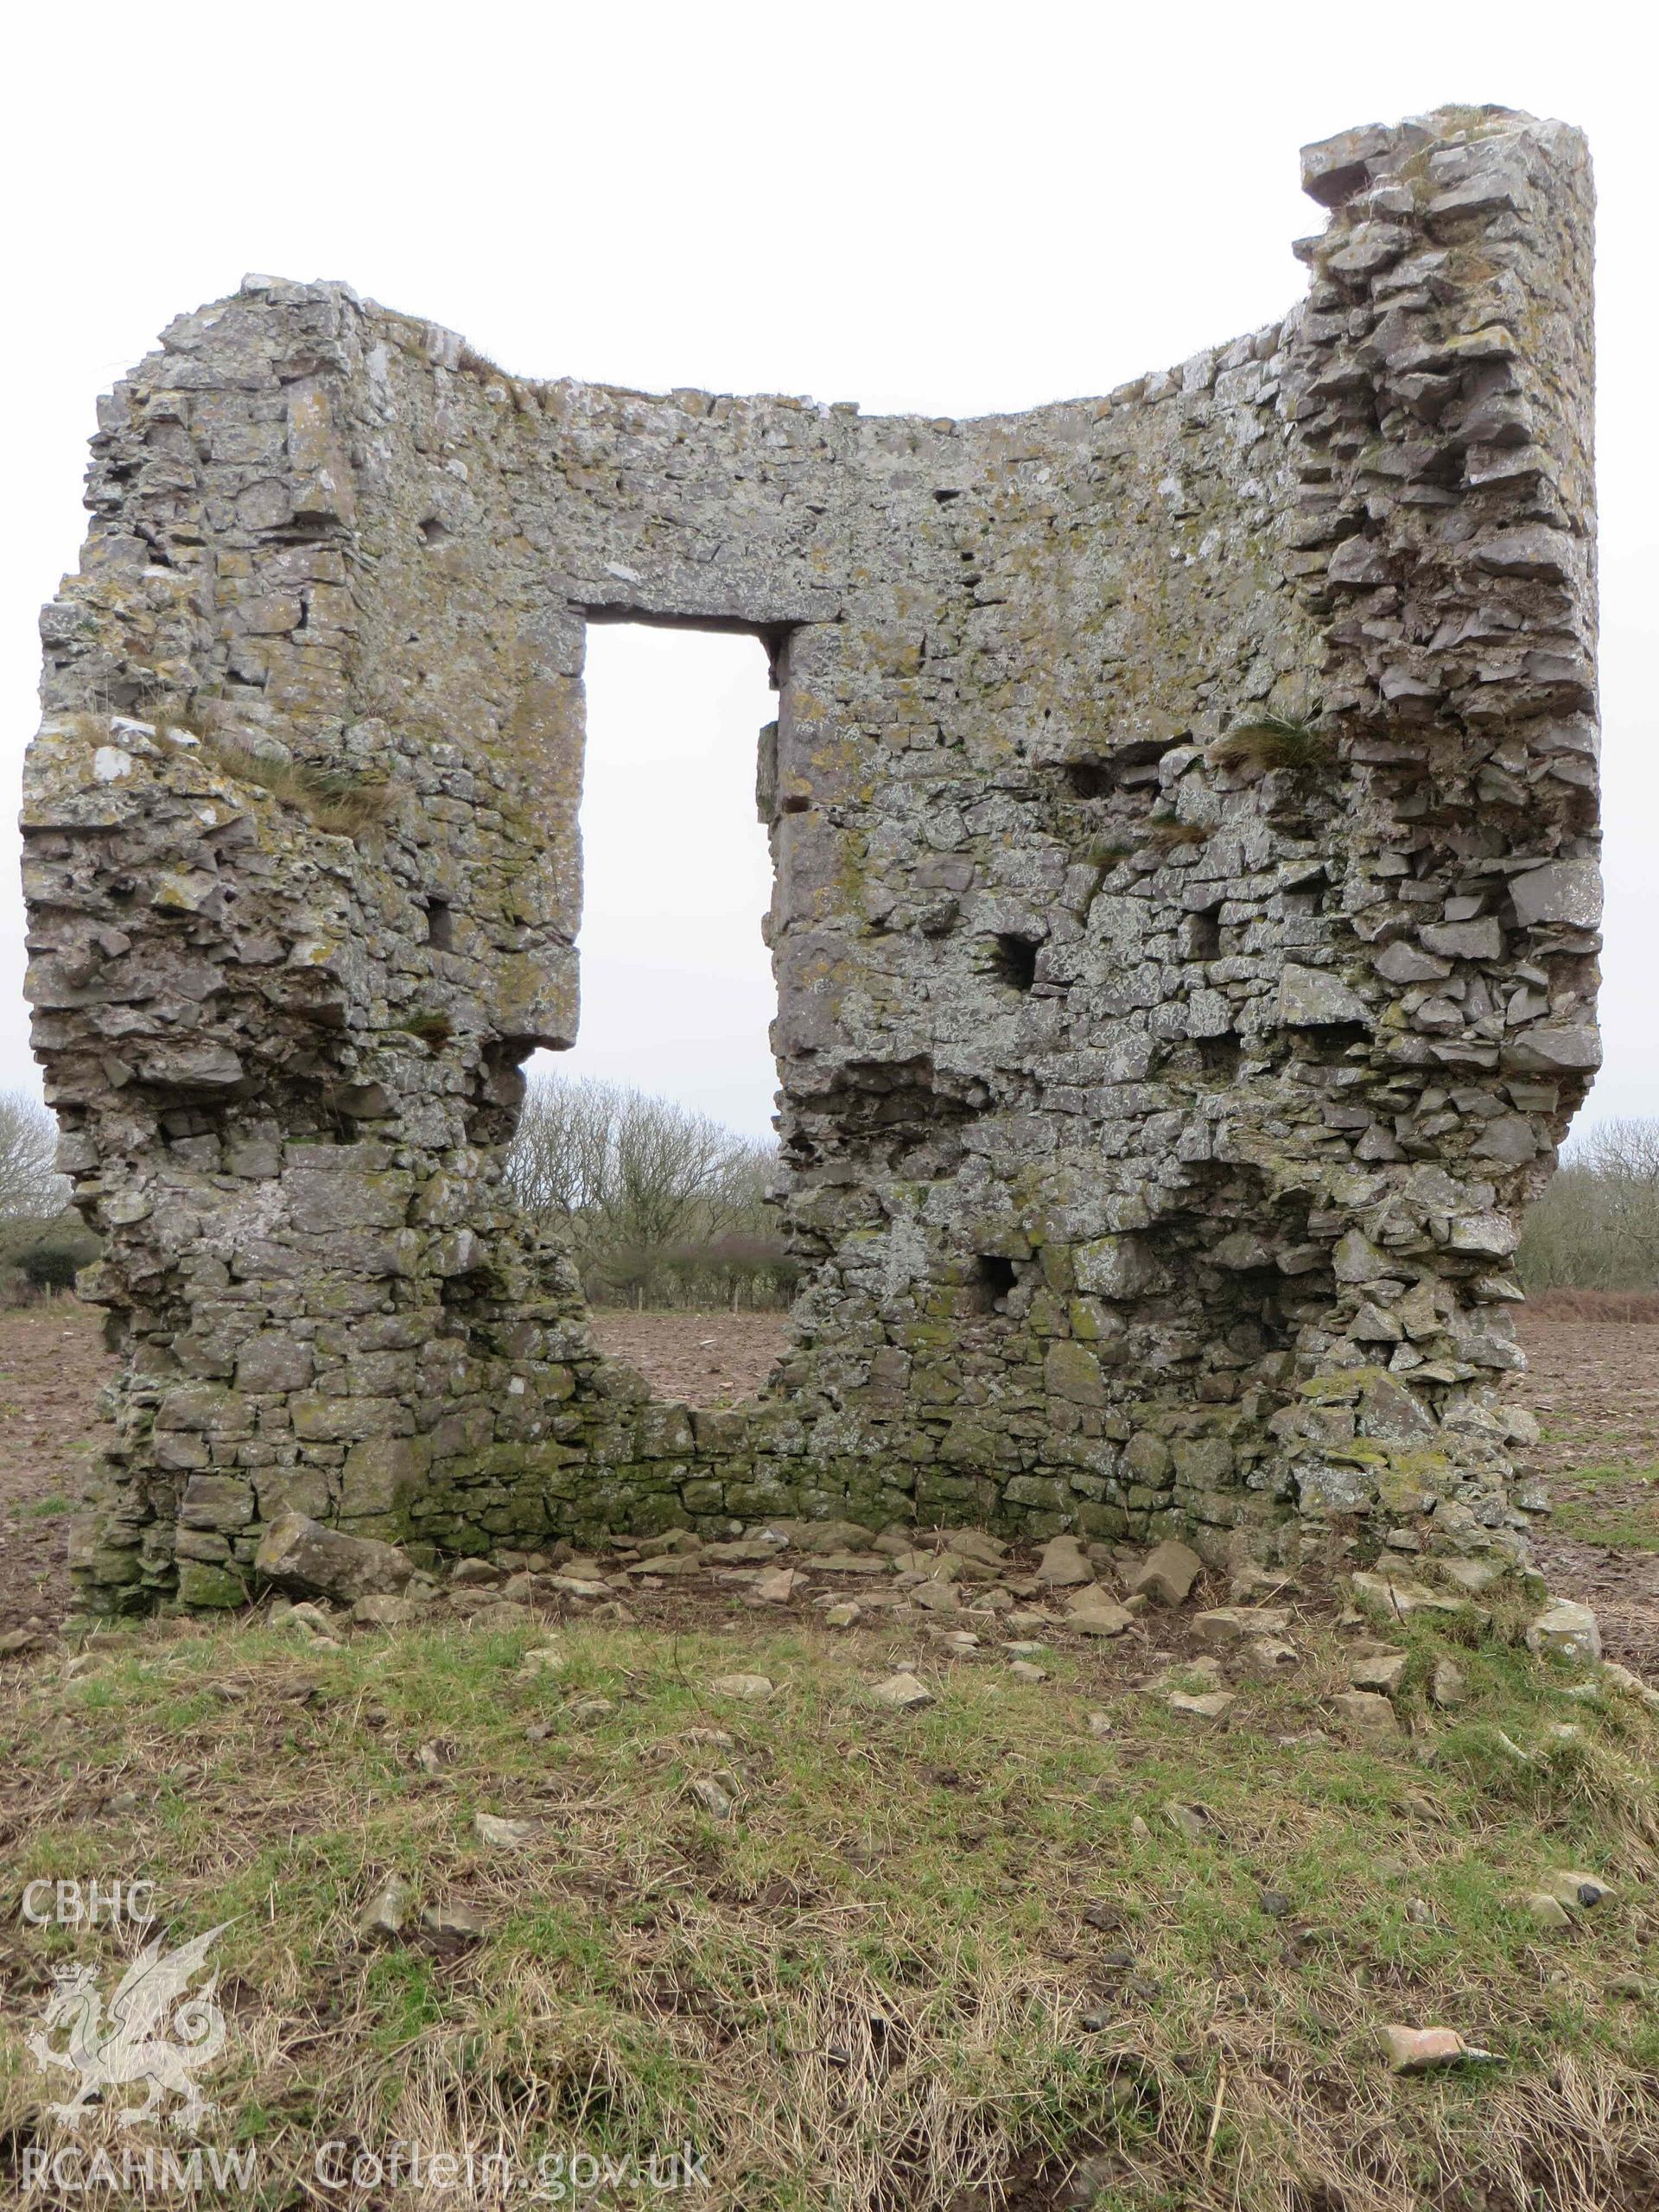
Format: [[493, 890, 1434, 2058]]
[[21, 106, 1599, 1610]]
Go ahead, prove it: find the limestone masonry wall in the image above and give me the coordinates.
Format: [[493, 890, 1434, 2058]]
[[21, 105, 1599, 1611]]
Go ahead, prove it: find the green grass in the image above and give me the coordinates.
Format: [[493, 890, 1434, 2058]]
[[1552, 1464, 1659, 1551], [1, 1611, 1656, 2209], [1555, 1503, 1659, 1551], [7, 1491, 72, 1519]]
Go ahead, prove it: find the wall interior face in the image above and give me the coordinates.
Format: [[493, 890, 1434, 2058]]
[[22, 106, 1599, 1610]]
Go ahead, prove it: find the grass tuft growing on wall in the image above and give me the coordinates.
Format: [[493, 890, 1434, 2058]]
[[1208, 712, 1337, 776], [194, 735, 393, 840], [1141, 817, 1210, 852]]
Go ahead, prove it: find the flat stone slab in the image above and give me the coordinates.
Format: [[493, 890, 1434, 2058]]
[[1129, 1542, 1203, 1608]]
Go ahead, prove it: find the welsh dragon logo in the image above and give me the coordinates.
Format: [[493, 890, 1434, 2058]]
[[26, 1923, 232, 2131]]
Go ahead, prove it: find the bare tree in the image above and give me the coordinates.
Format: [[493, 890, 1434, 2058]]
[[1518, 1116, 1659, 1291], [607, 1091, 750, 1250], [505, 1075, 789, 1306], [503, 1076, 615, 1223], [0, 1091, 67, 1221]]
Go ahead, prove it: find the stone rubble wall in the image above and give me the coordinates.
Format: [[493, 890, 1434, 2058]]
[[20, 105, 1599, 1611]]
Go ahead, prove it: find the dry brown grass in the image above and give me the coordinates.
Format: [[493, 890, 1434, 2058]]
[[1527, 1289, 1659, 1325], [1141, 817, 1210, 852], [1207, 714, 1337, 778], [194, 734, 393, 840]]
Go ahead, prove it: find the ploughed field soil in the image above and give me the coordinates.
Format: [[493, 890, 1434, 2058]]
[[590, 1306, 789, 1405], [1518, 1300, 1659, 1676], [2, 1301, 1656, 1664], [0, 1305, 108, 1634]]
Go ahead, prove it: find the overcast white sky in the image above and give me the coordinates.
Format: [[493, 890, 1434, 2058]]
[[3, 2, 1651, 1143]]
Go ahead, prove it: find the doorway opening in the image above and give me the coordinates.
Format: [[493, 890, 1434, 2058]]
[[510, 623, 791, 1404]]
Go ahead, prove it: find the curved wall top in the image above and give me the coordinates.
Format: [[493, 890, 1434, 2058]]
[[21, 105, 1599, 1608]]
